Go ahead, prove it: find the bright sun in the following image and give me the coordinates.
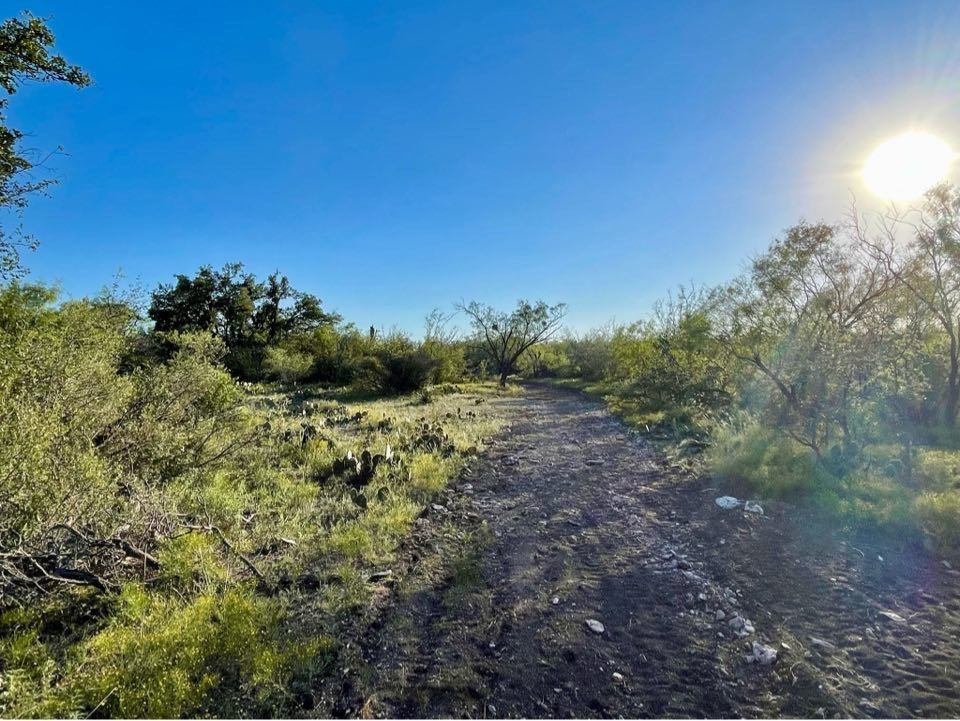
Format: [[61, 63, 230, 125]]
[[863, 131, 955, 201]]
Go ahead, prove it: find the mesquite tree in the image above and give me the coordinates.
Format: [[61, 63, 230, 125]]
[[459, 299, 566, 386]]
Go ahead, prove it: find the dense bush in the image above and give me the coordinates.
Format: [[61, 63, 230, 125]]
[[355, 334, 438, 394], [562, 325, 620, 381], [262, 346, 313, 383], [421, 338, 467, 384], [0, 285, 132, 549]]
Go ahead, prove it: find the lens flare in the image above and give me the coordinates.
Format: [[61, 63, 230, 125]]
[[863, 131, 955, 201]]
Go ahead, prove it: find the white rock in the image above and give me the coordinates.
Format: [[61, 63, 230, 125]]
[[878, 610, 906, 624], [746, 641, 778, 665], [585, 619, 605, 634], [715, 609, 726, 621], [551, 596, 560, 605], [729, 614, 755, 636], [612, 671, 624, 682], [744, 500, 764, 514], [715, 496, 741, 509]]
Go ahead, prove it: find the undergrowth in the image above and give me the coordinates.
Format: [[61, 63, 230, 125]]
[[0, 380, 509, 718]]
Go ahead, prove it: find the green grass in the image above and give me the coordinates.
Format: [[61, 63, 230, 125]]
[[0, 381, 511, 718]]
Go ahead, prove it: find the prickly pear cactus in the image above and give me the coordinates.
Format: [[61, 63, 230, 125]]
[[409, 419, 456, 457], [330, 444, 403, 487], [323, 405, 368, 427]]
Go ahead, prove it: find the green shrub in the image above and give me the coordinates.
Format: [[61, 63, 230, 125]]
[[0, 619, 60, 718], [916, 491, 960, 553], [352, 335, 438, 394], [0, 285, 132, 547], [42, 586, 331, 718], [377, 350, 437, 394], [915, 448, 960, 490], [106, 333, 250, 485], [263, 346, 313, 383], [708, 418, 838, 500], [156, 533, 230, 592], [306, 325, 372, 385], [421, 338, 466, 384], [562, 327, 619, 381], [224, 345, 267, 380], [517, 342, 570, 378]]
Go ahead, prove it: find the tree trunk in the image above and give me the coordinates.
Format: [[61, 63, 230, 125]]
[[946, 335, 959, 427], [498, 369, 509, 387]]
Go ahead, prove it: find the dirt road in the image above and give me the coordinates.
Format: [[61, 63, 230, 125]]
[[323, 384, 960, 718]]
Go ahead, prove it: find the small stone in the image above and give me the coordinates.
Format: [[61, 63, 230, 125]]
[[551, 596, 560, 605], [585, 619, 605, 634], [744, 500, 764, 514], [878, 610, 906, 624], [698, 592, 707, 601], [715, 609, 726, 621], [585, 459, 604, 466], [487, 704, 498, 717], [612, 671, 624, 682], [728, 614, 754, 635], [715, 496, 740, 510], [746, 641, 778, 665]]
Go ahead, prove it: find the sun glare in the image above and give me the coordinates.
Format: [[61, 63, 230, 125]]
[[863, 131, 955, 201]]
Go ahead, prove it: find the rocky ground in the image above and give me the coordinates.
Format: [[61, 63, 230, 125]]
[[317, 383, 960, 718]]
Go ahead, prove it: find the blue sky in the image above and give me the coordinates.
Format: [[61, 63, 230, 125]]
[[10, 0, 960, 332]]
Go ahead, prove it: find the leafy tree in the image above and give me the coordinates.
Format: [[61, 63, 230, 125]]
[[0, 13, 90, 278], [459, 299, 566, 386], [148, 264, 339, 369], [721, 221, 894, 458], [862, 184, 960, 426]]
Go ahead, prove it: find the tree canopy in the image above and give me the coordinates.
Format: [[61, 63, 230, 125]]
[[0, 13, 90, 278], [148, 264, 340, 350]]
